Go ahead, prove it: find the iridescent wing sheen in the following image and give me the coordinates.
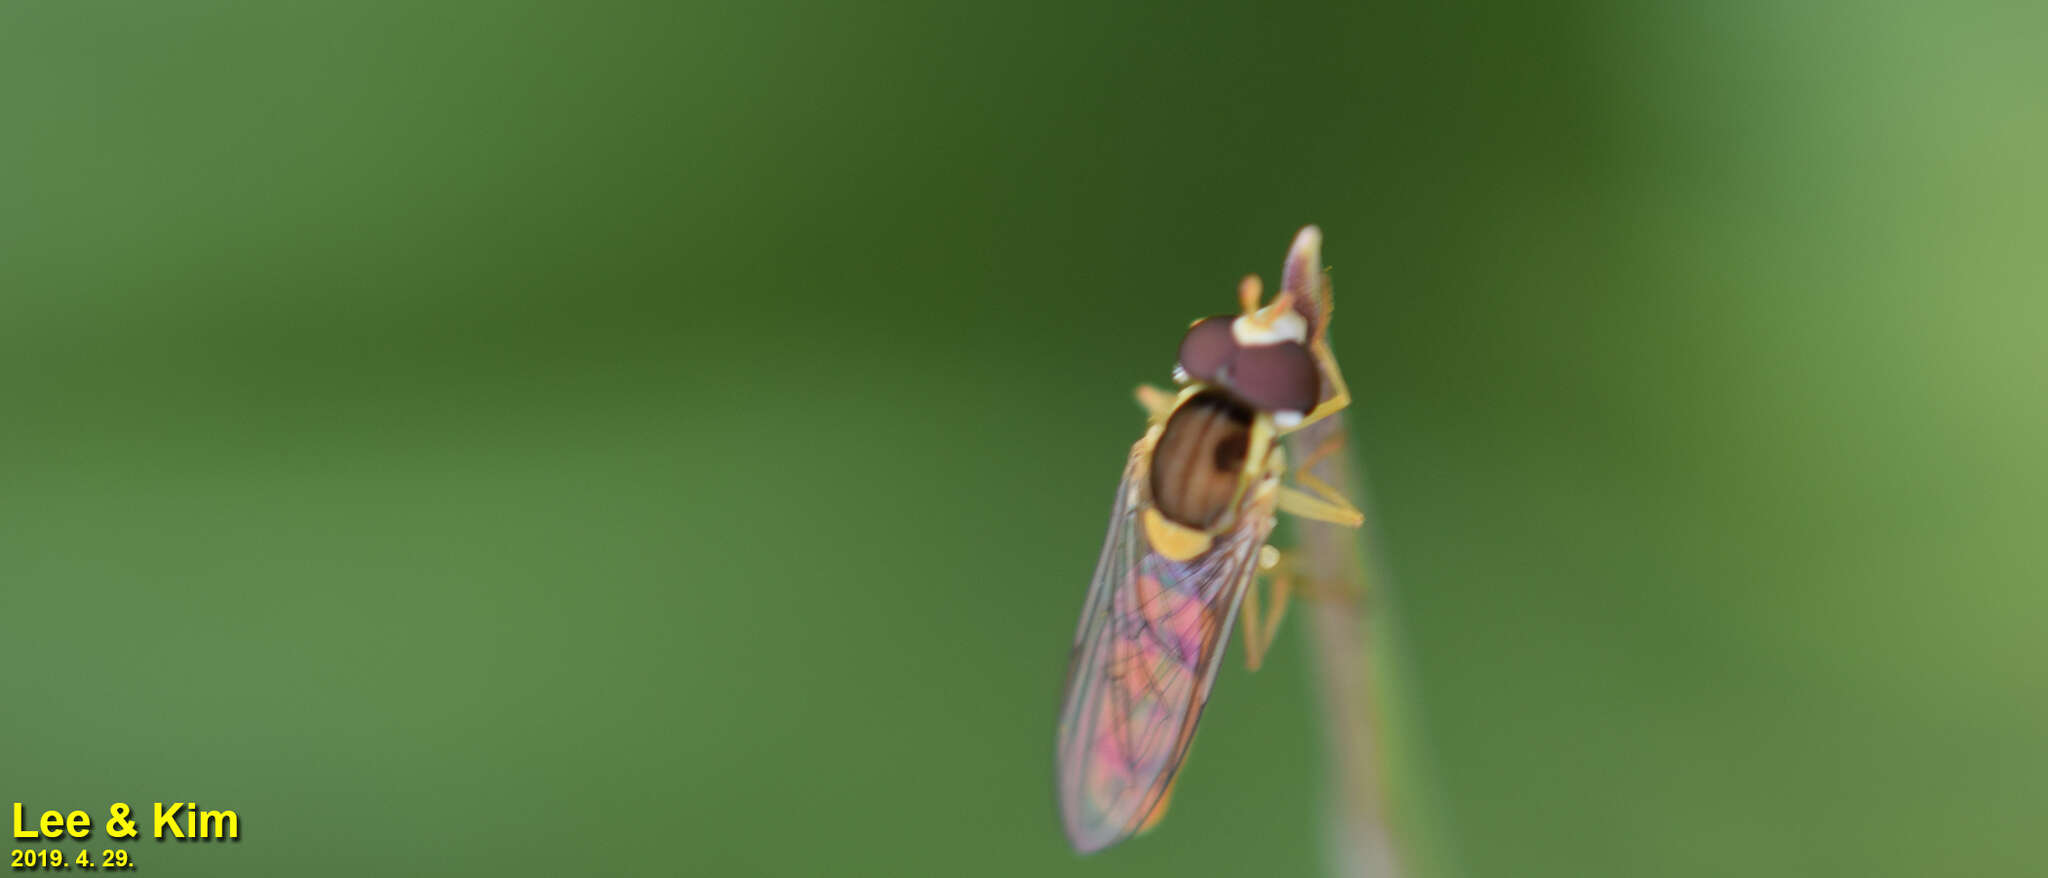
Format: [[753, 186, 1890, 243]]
[[1055, 438, 1275, 854]]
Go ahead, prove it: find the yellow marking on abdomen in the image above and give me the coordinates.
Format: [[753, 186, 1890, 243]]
[[1142, 507, 1213, 561]]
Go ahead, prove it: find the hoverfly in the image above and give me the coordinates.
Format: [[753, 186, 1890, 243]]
[[1055, 259, 1364, 854]]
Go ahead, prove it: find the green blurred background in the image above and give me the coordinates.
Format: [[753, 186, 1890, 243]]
[[3, 2, 2042, 876]]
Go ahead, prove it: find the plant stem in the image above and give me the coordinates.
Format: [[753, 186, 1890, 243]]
[[1280, 227, 1403, 878]]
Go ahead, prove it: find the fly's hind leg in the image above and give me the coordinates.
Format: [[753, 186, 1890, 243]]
[[1239, 546, 1294, 672], [1241, 544, 1363, 673]]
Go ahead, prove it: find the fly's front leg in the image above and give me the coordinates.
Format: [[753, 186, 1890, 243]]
[[1134, 383, 1177, 424], [1285, 338, 1353, 433]]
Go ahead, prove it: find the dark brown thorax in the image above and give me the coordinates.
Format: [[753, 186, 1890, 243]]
[[1149, 391, 1255, 530]]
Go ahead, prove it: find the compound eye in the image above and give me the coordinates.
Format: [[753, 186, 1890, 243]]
[[1229, 341, 1321, 414], [1176, 316, 1239, 383]]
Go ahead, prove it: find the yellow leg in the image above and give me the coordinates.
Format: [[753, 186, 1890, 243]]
[[1286, 338, 1352, 433], [1240, 546, 1293, 672], [1274, 432, 1369, 603], [1277, 430, 1365, 526], [1134, 383, 1176, 423], [1294, 429, 1361, 508], [1240, 554, 1266, 668], [1278, 487, 1364, 527]]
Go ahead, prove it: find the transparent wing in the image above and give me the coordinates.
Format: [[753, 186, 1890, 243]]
[[1054, 439, 1274, 853]]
